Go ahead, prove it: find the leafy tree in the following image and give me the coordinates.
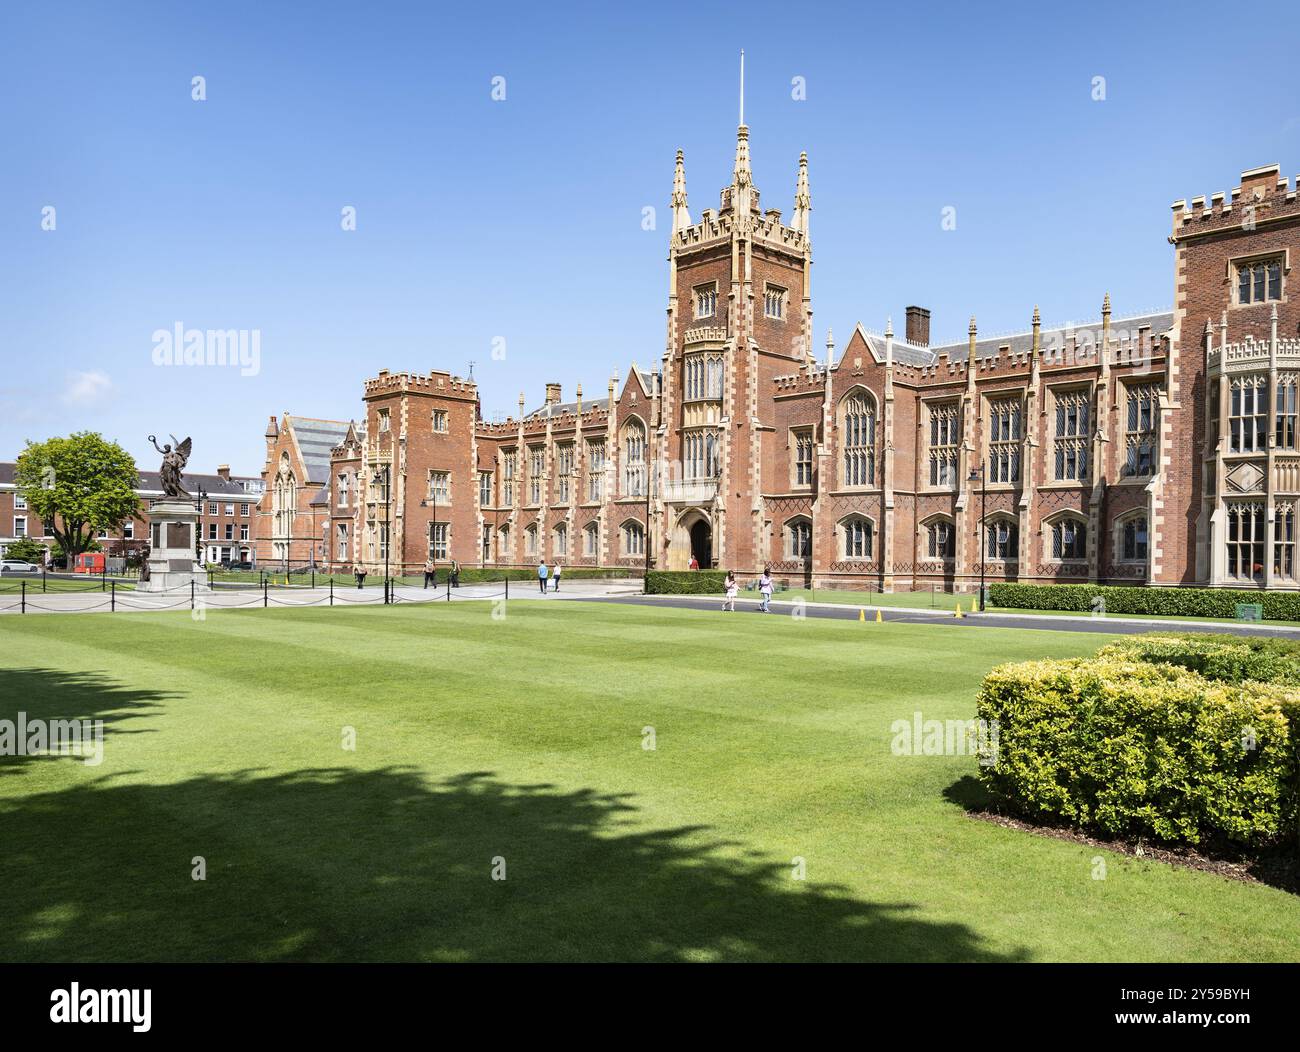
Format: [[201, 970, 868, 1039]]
[[15, 433, 140, 567], [1, 538, 47, 564]]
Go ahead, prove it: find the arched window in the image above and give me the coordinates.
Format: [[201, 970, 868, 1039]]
[[684, 429, 718, 479], [984, 516, 1018, 561], [554, 522, 568, 555], [1275, 502, 1295, 579], [1047, 514, 1086, 561], [622, 420, 646, 496], [1230, 375, 1268, 453], [922, 516, 954, 560], [786, 517, 812, 559], [840, 391, 876, 487], [524, 523, 538, 557], [839, 515, 874, 560], [620, 519, 645, 556], [583, 521, 600, 558], [1225, 501, 1265, 582], [1115, 513, 1147, 563], [273, 452, 297, 542]]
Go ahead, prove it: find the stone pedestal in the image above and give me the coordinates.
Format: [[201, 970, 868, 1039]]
[[136, 499, 211, 593]]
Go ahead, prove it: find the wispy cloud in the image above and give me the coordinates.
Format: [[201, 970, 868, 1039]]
[[62, 370, 113, 407]]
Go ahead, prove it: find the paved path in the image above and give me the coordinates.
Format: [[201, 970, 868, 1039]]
[[580, 592, 1300, 639]]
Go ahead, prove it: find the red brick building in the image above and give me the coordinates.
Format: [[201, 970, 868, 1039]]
[[1, 461, 261, 566], [255, 414, 351, 570], [274, 119, 1299, 592]]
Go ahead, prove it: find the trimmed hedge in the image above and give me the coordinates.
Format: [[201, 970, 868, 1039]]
[[988, 582, 1300, 621], [645, 570, 727, 595], [978, 655, 1300, 845], [1098, 633, 1300, 687]]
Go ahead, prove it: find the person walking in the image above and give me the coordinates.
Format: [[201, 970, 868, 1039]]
[[552, 561, 562, 592], [451, 560, 461, 588], [758, 565, 774, 613], [723, 569, 737, 612], [537, 559, 549, 594], [423, 558, 436, 589], [354, 563, 367, 590], [689, 554, 700, 570]]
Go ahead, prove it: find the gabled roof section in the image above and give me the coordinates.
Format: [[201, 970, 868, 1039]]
[[286, 416, 350, 485]]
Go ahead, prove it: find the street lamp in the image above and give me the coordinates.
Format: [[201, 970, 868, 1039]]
[[195, 485, 207, 565], [968, 461, 987, 611], [372, 464, 391, 604]]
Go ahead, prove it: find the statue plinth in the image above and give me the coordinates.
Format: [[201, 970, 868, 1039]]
[[136, 499, 211, 593]]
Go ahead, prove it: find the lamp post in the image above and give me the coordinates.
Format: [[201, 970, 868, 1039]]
[[195, 486, 207, 565], [372, 464, 391, 604], [968, 461, 987, 611]]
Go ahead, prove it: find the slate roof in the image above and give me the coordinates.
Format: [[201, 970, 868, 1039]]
[[290, 418, 351, 484], [525, 397, 612, 419], [853, 311, 1175, 368]]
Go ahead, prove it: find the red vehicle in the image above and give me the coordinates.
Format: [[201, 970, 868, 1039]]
[[74, 552, 106, 575]]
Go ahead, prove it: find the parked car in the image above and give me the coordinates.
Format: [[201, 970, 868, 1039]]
[[0, 560, 39, 575]]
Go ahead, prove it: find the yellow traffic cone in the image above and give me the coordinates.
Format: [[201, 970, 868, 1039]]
[[954, 602, 964, 618], [859, 608, 865, 622], [875, 608, 883, 623]]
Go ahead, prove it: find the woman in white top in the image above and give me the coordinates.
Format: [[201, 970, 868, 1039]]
[[723, 570, 737, 612], [758, 566, 774, 613]]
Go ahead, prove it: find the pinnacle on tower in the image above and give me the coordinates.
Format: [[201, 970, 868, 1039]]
[[791, 151, 811, 235], [671, 149, 691, 234]]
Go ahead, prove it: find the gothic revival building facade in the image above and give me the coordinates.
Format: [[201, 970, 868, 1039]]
[[265, 117, 1300, 592]]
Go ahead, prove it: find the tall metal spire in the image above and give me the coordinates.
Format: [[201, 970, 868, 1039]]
[[731, 50, 753, 212], [739, 49, 745, 126]]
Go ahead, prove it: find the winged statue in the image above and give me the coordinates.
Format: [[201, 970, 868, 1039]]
[[149, 434, 193, 499]]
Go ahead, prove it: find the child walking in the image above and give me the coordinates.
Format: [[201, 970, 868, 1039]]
[[758, 565, 774, 613], [723, 570, 737, 612]]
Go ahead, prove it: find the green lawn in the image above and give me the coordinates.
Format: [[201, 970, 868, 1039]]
[[1, 601, 1296, 962]]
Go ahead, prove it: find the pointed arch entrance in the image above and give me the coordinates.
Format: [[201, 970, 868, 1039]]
[[669, 508, 714, 570]]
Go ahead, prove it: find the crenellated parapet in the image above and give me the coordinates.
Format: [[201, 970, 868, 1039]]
[[1171, 164, 1300, 241], [363, 369, 477, 397]]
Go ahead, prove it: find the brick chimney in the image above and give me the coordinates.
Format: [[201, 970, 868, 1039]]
[[216, 465, 231, 480], [545, 382, 562, 405], [905, 306, 931, 346]]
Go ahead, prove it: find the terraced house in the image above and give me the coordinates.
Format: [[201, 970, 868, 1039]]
[[268, 114, 1300, 592]]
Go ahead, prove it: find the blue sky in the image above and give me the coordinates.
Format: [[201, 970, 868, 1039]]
[[2, 0, 1298, 474]]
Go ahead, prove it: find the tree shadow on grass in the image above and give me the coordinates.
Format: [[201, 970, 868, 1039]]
[[0, 668, 167, 776], [0, 767, 1030, 963]]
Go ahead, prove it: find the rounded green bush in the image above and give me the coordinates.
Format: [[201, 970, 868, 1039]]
[[976, 646, 1300, 846]]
